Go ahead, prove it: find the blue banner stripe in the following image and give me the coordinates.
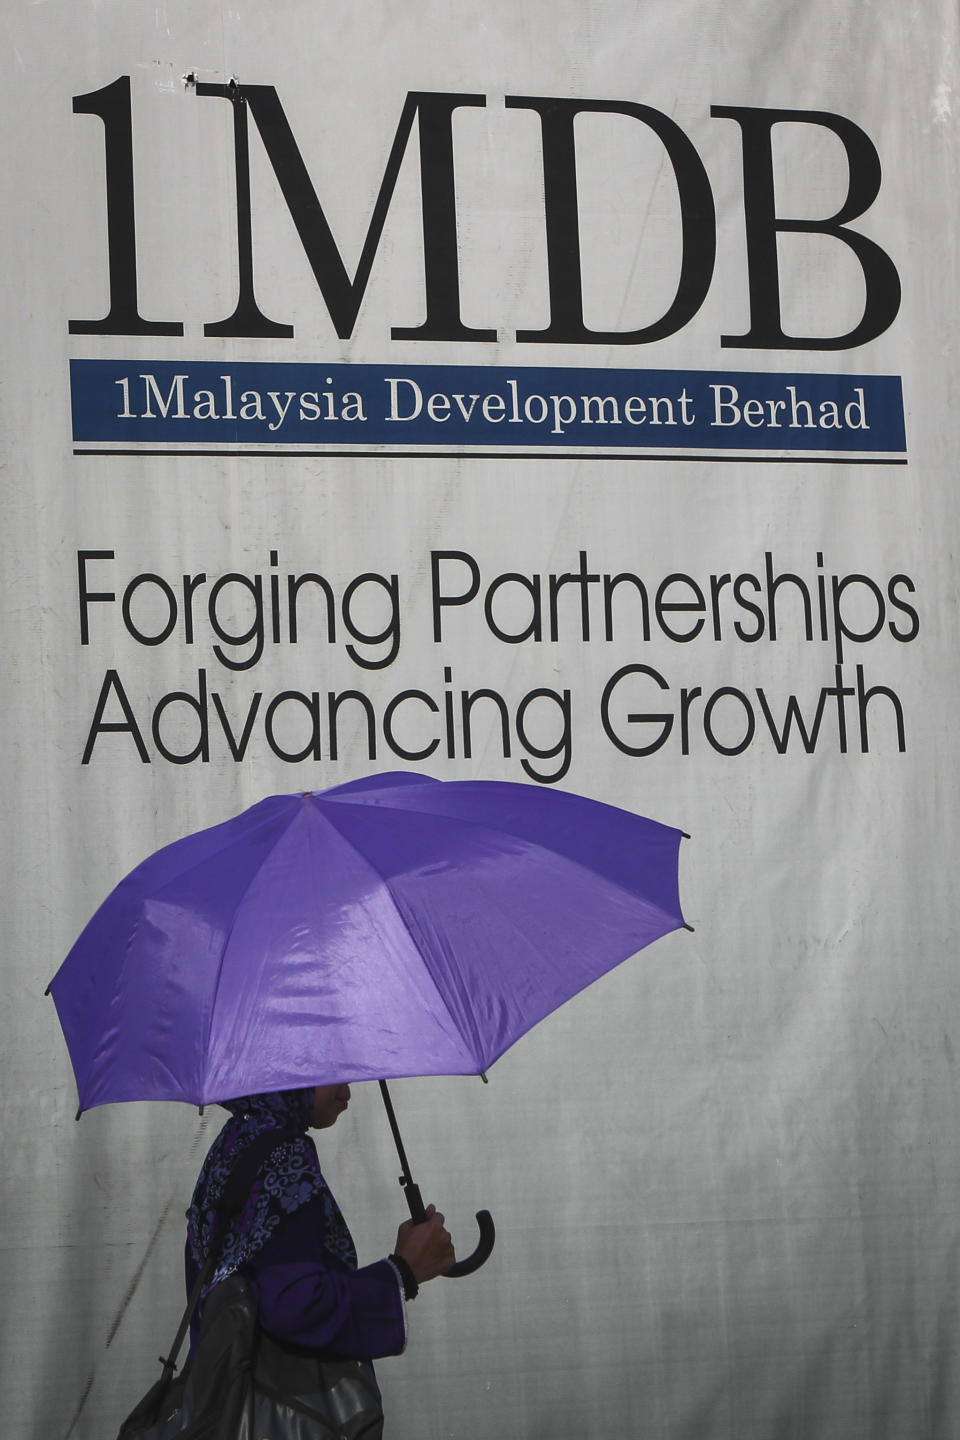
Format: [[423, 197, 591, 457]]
[[70, 360, 906, 453]]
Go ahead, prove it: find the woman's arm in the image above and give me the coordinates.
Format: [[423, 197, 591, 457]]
[[247, 1202, 408, 1359]]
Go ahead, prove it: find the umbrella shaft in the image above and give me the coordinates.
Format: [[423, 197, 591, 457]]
[[378, 1079, 427, 1222], [402, 1179, 427, 1224]]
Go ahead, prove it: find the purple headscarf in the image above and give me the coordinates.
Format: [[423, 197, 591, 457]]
[[186, 1087, 356, 1289]]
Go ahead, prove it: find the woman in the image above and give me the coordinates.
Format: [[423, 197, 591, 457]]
[[185, 1083, 455, 1357]]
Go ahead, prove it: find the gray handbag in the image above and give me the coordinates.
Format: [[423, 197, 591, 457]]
[[115, 1131, 384, 1440]]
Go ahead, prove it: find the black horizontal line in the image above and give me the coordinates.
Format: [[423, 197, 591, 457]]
[[73, 448, 908, 465]]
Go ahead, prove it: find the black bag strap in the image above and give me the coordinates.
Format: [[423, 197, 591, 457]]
[[156, 1125, 303, 1390]]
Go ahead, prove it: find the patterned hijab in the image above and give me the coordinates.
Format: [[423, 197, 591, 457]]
[[186, 1087, 357, 1289]]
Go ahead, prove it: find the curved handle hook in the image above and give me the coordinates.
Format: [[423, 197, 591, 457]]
[[444, 1209, 495, 1278]]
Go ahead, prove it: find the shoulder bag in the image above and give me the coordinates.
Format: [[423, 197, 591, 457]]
[[115, 1129, 385, 1440]]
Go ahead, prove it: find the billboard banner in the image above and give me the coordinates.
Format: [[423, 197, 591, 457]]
[[3, 3, 957, 1437]]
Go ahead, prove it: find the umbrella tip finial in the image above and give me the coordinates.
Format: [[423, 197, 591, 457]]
[[75, 1107, 82, 1121], [478, 1070, 489, 1084]]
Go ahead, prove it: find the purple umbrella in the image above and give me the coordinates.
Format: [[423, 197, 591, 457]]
[[49, 772, 690, 1274]]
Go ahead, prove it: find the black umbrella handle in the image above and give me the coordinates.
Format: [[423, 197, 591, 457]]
[[401, 1179, 496, 1278], [445, 1208, 496, 1278], [380, 1081, 495, 1279]]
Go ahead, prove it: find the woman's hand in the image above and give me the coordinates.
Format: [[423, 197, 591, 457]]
[[394, 1204, 456, 1282]]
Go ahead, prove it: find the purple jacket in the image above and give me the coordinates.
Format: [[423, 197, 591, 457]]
[[185, 1195, 407, 1358]]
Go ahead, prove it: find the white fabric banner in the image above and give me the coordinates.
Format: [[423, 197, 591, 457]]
[[2, 2, 957, 1436]]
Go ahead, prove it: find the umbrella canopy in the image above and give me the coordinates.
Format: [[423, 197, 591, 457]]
[[49, 773, 688, 1113]]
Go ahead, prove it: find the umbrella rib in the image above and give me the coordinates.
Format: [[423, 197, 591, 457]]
[[379, 859, 683, 1076], [302, 810, 473, 1075], [319, 801, 684, 1075], [418, 857, 672, 1072], [377, 875, 489, 1071], [196, 804, 306, 1102], [200, 803, 484, 1091], [329, 787, 686, 923], [314, 807, 489, 1074]]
